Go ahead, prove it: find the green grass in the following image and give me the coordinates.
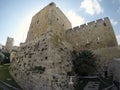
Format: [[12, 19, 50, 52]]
[[0, 64, 21, 89]]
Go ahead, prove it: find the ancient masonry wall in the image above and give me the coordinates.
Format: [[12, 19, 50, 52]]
[[9, 2, 119, 90], [10, 31, 72, 90], [93, 46, 120, 76], [49, 4, 72, 41], [66, 17, 118, 51], [26, 4, 51, 42]]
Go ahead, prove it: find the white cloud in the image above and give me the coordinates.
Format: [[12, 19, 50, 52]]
[[66, 10, 85, 27], [116, 35, 120, 45], [110, 19, 118, 26], [80, 0, 103, 15]]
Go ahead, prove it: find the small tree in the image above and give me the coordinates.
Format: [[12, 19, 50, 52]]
[[72, 50, 97, 76], [2, 52, 10, 64], [0, 52, 5, 64]]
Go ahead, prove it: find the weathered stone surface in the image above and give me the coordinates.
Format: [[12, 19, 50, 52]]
[[66, 17, 118, 51], [10, 2, 119, 90], [26, 2, 71, 42], [10, 31, 72, 90], [93, 46, 120, 76]]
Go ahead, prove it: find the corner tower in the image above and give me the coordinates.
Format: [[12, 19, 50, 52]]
[[10, 3, 72, 90], [26, 2, 72, 42]]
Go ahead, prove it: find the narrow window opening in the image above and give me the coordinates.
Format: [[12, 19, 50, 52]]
[[37, 20, 39, 24], [103, 22, 106, 26]]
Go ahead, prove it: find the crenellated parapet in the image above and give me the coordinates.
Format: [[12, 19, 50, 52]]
[[66, 17, 118, 51], [66, 17, 111, 32]]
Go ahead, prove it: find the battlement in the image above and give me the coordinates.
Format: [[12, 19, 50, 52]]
[[66, 17, 118, 51], [87, 21, 96, 26], [66, 17, 110, 32]]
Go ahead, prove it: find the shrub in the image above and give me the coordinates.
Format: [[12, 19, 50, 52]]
[[72, 50, 97, 76]]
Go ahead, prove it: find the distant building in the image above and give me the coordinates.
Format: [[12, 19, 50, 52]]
[[0, 44, 2, 50], [5, 37, 14, 52], [1, 45, 6, 52]]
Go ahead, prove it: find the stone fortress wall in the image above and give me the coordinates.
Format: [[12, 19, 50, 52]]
[[93, 46, 120, 76], [10, 2, 119, 90], [10, 31, 72, 90], [66, 17, 118, 51], [26, 2, 118, 51]]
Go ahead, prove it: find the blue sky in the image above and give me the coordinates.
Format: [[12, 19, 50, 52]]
[[0, 0, 120, 45]]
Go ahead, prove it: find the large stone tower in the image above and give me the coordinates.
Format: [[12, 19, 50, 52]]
[[10, 2, 72, 90], [26, 2, 71, 42]]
